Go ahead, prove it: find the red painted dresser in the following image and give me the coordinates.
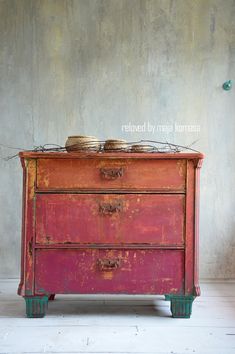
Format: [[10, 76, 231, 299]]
[[18, 151, 204, 318]]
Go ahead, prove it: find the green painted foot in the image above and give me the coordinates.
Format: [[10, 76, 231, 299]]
[[164, 294, 171, 301], [165, 295, 195, 318], [24, 296, 48, 318]]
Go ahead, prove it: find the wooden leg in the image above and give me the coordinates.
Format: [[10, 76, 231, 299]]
[[165, 295, 195, 318], [49, 294, 55, 301], [24, 296, 48, 318]]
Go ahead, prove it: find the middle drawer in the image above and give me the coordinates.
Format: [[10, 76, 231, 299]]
[[36, 194, 185, 246]]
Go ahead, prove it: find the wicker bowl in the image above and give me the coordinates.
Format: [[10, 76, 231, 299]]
[[65, 135, 100, 152], [130, 144, 155, 153], [104, 139, 128, 151]]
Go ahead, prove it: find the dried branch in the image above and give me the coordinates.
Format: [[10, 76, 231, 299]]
[[0, 139, 201, 162]]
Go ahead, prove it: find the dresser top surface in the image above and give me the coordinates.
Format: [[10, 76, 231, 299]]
[[19, 151, 204, 160]]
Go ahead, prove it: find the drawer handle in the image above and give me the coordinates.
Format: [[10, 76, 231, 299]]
[[99, 202, 122, 215], [97, 258, 121, 271], [100, 167, 124, 180]]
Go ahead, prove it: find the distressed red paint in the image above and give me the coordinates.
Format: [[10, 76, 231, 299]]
[[18, 151, 204, 318], [34, 249, 184, 295], [37, 157, 186, 191], [36, 194, 185, 245]]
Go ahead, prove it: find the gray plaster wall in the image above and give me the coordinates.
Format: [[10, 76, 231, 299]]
[[0, 0, 235, 279]]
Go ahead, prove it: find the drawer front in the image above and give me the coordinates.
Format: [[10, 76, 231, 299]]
[[35, 249, 184, 295], [37, 158, 186, 191], [36, 194, 185, 245]]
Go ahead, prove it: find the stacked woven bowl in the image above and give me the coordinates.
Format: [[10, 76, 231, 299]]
[[65, 136, 157, 153], [65, 136, 100, 152]]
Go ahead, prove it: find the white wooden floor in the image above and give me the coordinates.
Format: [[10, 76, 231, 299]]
[[0, 280, 235, 354]]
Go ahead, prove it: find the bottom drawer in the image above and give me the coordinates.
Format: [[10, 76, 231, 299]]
[[35, 249, 184, 295]]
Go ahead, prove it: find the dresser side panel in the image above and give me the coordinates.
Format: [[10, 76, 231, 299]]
[[194, 159, 203, 296], [17, 158, 36, 296], [17, 158, 26, 295], [184, 158, 202, 296]]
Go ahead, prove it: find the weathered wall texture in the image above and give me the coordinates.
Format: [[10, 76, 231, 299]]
[[0, 0, 235, 279]]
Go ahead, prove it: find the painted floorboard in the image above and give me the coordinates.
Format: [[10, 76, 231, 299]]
[[0, 280, 235, 354]]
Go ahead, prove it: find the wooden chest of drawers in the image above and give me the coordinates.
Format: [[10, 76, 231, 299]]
[[18, 151, 203, 318]]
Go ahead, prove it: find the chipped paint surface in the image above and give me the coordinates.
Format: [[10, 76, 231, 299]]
[[18, 153, 202, 308], [36, 158, 186, 191], [34, 249, 185, 295], [36, 193, 185, 245], [18, 159, 36, 296], [27, 160, 36, 200]]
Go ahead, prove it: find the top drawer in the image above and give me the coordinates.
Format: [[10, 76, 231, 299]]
[[36, 158, 186, 191]]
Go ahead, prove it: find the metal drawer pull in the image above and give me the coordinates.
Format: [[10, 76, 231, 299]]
[[100, 167, 124, 180], [97, 258, 121, 271], [99, 202, 122, 215]]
